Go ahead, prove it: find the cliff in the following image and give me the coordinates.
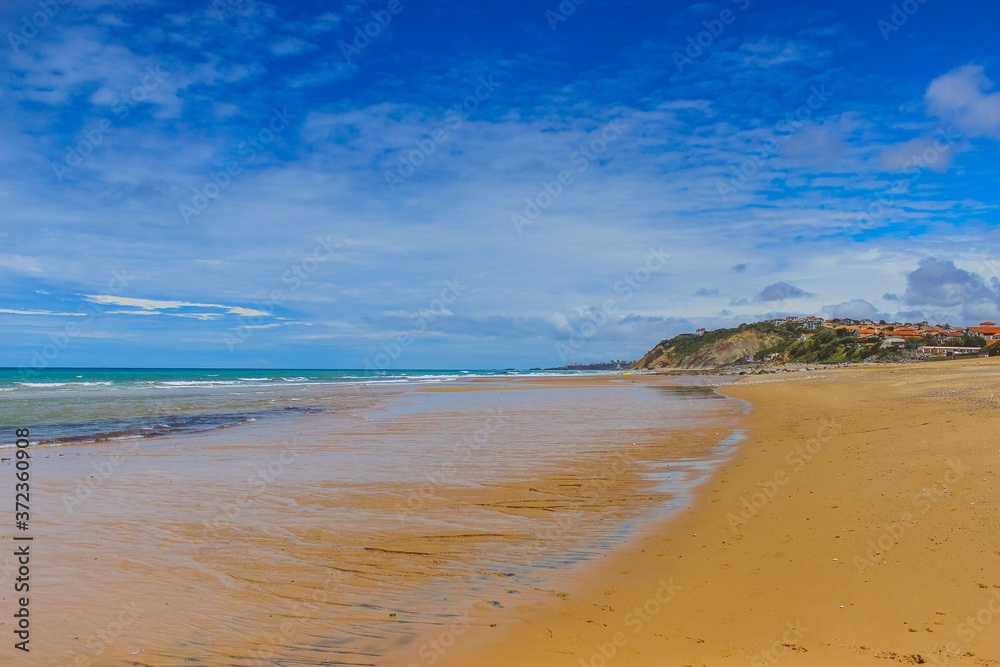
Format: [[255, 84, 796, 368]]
[[634, 324, 796, 370], [635, 320, 994, 370]]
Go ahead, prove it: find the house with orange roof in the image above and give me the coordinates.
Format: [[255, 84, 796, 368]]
[[966, 322, 1000, 340]]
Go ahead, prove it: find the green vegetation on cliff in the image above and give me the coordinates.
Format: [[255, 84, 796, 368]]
[[782, 327, 898, 363], [635, 321, 909, 370], [635, 321, 800, 370]]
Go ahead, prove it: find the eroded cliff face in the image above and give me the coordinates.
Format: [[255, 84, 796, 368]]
[[635, 330, 786, 370]]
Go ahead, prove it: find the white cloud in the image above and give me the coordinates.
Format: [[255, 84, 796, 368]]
[[83, 295, 271, 317], [0, 255, 44, 274], [879, 135, 960, 172], [381, 309, 454, 318], [103, 310, 162, 315], [926, 64, 1000, 138], [270, 37, 316, 57], [738, 38, 808, 69], [823, 299, 886, 320], [0, 308, 86, 316]]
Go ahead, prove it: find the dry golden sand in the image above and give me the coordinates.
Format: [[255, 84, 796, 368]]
[[426, 359, 1000, 667]]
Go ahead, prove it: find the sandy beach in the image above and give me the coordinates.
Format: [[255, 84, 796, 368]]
[[0, 373, 748, 666], [425, 359, 1000, 667], [2, 363, 998, 666], [6, 2, 996, 664]]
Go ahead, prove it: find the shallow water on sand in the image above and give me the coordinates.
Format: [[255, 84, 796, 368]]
[[0, 375, 746, 666]]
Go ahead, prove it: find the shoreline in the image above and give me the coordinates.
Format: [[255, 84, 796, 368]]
[[428, 358, 1000, 666], [0, 373, 747, 666]]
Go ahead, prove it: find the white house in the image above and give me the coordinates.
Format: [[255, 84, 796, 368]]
[[918, 345, 981, 356]]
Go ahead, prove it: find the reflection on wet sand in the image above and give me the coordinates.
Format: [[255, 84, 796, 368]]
[[5, 375, 745, 666]]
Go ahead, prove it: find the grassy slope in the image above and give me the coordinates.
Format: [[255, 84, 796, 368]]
[[637, 322, 913, 369], [981, 340, 1000, 356], [636, 322, 800, 369]]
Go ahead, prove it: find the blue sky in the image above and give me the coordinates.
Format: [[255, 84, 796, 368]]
[[1, 0, 999, 369]]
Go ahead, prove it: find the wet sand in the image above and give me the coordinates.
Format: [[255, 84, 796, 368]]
[[0, 374, 747, 666], [430, 359, 1000, 666]]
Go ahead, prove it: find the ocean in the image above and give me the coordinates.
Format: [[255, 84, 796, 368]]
[[0, 367, 585, 447]]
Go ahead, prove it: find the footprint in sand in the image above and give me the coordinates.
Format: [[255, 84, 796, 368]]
[[474, 600, 502, 611]]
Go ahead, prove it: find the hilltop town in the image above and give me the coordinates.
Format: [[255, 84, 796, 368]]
[[745, 316, 998, 357], [636, 317, 1000, 370]]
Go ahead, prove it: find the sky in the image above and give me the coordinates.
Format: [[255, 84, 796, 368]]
[[1, 0, 999, 369]]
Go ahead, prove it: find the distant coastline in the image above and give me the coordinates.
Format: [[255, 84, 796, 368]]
[[540, 359, 635, 371]]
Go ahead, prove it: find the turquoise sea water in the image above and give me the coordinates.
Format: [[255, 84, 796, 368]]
[[0, 367, 598, 445]]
